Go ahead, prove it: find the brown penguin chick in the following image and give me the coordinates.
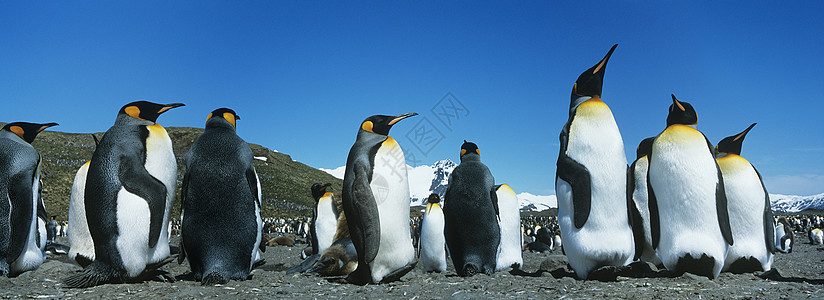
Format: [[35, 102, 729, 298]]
[[308, 238, 358, 276], [266, 235, 296, 247]]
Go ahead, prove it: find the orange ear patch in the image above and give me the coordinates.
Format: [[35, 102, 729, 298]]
[[362, 121, 374, 133], [125, 106, 141, 119], [9, 126, 24, 139], [460, 149, 467, 156], [223, 112, 236, 127]]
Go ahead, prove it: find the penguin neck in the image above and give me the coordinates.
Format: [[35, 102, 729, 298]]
[[114, 113, 155, 126], [205, 119, 236, 131], [569, 96, 593, 115], [355, 129, 388, 146], [459, 153, 481, 163], [0, 129, 28, 145]]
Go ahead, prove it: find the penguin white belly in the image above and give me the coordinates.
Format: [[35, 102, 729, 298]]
[[632, 157, 661, 265], [495, 184, 523, 271], [143, 124, 175, 264], [558, 100, 633, 279], [812, 229, 823, 245], [420, 204, 446, 272], [774, 224, 785, 252], [315, 195, 338, 254], [649, 125, 727, 277], [368, 137, 415, 282], [11, 175, 45, 274], [68, 162, 94, 262], [719, 155, 772, 271]]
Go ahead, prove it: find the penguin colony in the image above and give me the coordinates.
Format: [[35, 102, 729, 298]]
[[0, 44, 797, 287]]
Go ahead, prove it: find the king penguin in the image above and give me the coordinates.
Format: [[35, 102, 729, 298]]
[[648, 95, 734, 279], [716, 123, 775, 273], [444, 141, 500, 277], [62, 101, 184, 288], [555, 44, 636, 279], [774, 217, 793, 253], [310, 183, 339, 255], [178, 108, 264, 285], [628, 137, 662, 266], [68, 135, 100, 267], [494, 184, 522, 271], [420, 194, 447, 273], [0, 122, 58, 277], [342, 113, 418, 285]]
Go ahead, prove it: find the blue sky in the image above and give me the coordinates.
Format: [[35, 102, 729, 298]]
[[2, 2, 823, 196]]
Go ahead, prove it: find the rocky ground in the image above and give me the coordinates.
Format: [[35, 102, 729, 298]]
[[2, 236, 823, 299]]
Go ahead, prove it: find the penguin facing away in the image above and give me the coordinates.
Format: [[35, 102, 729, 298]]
[[628, 137, 662, 266], [342, 113, 418, 285], [716, 123, 775, 273], [310, 183, 338, 255], [555, 44, 635, 279], [443, 141, 501, 277], [178, 108, 265, 285], [68, 134, 100, 268], [420, 194, 447, 273], [809, 228, 823, 245], [62, 101, 184, 288], [774, 217, 794, 253], [648, 95, 733, 279], [494, 184, 523, 271], [0, 122, 58, 277]]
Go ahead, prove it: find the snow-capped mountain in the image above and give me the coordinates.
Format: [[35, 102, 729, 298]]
[[320, 159, 557, 212], [770, 193, 824, 213]]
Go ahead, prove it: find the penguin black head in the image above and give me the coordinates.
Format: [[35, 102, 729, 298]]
[[570, 44, 618, 104], [715, 123, 756, 156], [459, 140, 480, 159], [311, 183, 333, 201], [427, 193, 441, 204], [206, 107, 240, 128], [636, 137, 655, 159], [2, 122, 59, 143], [359, 112, 418, 136], [666, 94, 698, 127], [119, 101, 185, 123]]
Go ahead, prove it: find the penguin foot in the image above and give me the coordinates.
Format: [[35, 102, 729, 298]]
[[201, 272, 229, 286], [253, 259, 267, 269], [286, 254, 320, 275], [345, 266, 372, 286], [380, 261, 417, 283], [674, 253, 717, 279], [74, 255, 93, 268], [587, 265, 620, 282], [726, 257, 764, 274], [62, 262, 123, 288]]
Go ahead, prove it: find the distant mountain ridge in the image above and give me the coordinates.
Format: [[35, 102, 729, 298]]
[[770, 193, 824, 213], [0, 122, 343, 219]]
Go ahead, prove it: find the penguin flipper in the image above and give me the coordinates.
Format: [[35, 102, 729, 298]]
[[118, 154, 168, 249], [490, 185, 501, 221], [348, 164, 381, 265], [754, 167, 776, 254], [556, 151, 591, 229], [714, 164, 734, 246], [245, 168, 266, 253], [627, 164, 645, 261], [7, 171, 35, 264], [647, 169, 660, 250]]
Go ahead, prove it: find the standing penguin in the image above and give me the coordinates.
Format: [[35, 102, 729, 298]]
[[62, 101, 184, 288], [628, 137, 662, 266], [716, 123, 775, 273], [648, 95, 733, 279], [310, 183, 339, 255], [494, 184, 522, 271], [178, 108, 264, 285], [0, 122, 58, 277], [68, 135, 100, 267], [775, 217, 794, 253], [556, 44, 636, 279], [444, 141, 500, 277], [342, 113, 418, 285], [420, 194, 447, 273]]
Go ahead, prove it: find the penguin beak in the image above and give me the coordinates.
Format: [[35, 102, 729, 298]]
[[733, 123, 757, 142], [37, 123, 59, 133], [388, 112, 418, 126], [158, 103, 186, 114], [592, 43, 618, 75], [671, 94, 686, 112]]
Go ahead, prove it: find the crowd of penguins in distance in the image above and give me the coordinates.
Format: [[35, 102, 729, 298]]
[[0, 43, 815, 289]]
